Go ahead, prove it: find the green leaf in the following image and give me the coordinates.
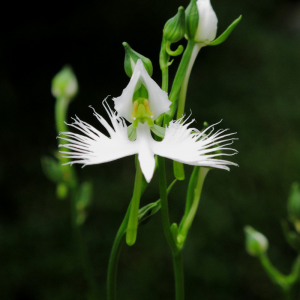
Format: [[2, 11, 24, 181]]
[[127, 125, 137, 141], [138, 179, 177, 224], [151, 124, 166, 138], [41, 156, 63, 182], [208, 15, 242, 46]]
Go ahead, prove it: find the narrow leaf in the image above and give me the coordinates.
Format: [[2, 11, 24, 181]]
[[208, 15, 242, 46]]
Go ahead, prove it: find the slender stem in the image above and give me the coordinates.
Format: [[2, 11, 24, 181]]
[[177, 167, 208, 249], [173, 43, 202, 181], [176, 43, 202, 119], [158, 156, 178, 253], [159, 37, 170, 93], [172, 252, 185, 300], [55, 96, 97, 297], [161, 67, 169, 93], [70, 190, 99, 298], [158, 156, 184, 300], [107, 205, 131, 300], [126, 162, 143, 246]]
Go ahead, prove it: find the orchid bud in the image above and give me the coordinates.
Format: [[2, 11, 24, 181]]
[[51, 65, 78, 100], [288, 183, 300, 232], [244, 226, 268, 257], [186, 0, 218, 43], [163, 7, 186, 43], [123, 42, 153, 78]]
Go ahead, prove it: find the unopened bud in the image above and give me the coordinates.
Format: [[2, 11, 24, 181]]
[[244, 226, 268, 257], [163, 7, 186, 43], [185, 0, 218, 43], [51, 66, 78, 99], [123, 42, 153, 77]]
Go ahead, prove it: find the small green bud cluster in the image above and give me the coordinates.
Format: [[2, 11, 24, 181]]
[[51, 66, 78, 100], [288, 183, 300, 232], [123, 42, 153, 78], [244, 226, 268, 257]]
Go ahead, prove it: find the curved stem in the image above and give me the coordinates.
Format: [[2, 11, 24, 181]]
[[107, 205, 131, 300], [176, 43, 202, 120], [126, 162, 143, 246], [173, 43, 202, 180]]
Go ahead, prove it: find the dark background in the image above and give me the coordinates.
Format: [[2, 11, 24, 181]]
[[1, 0, 300, 299]]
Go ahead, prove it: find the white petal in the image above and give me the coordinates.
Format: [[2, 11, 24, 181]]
[[135, 123, 156, 183], [58, 101, 138, 166], [195, 0, 218, 43], [113, 60, 171, 122], [152, 118, 238, 170]]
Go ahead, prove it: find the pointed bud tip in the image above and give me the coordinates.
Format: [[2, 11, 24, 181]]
[[244, 226, 268, 257]]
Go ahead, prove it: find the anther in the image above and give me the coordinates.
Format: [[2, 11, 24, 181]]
[[143, 99, 154, 116], [132, 100, 139, 119]]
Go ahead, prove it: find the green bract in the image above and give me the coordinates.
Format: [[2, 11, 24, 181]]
[[208, 15, 242, 46], [185, 0, 199, 41], [123, 42, 153, 77]]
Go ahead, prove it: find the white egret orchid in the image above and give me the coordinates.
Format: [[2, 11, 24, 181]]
[[58, 60, 237, 182]]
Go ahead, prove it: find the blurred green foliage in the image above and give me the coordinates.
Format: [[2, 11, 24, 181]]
[[1, 0, 300, 299]]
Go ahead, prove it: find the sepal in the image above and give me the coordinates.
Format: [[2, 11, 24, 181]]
[[150, 124, 166, 138], [208, 15, 242, 46], [123, 42, 153, 77]]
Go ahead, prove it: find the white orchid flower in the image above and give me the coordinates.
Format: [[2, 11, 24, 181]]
[[58, 60, 237, 182], [113, 59, 171, 124], [195, 0, 218, 43]]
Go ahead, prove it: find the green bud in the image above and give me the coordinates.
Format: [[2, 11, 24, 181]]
[[56, 182, 68, 200], [41, 156, 63, 183], [244, 226, 268, 257], [163, 7, 186, 43], [52, 65, 78, 99], [185, 0, 199, 40], [288, 183, 300, 232], [123, 42, 153, 77]]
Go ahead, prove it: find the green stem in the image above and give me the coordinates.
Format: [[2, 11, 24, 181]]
[[158, 156, 178, 253], [176, 43, 202, 119], [165, 40, 196, 123], [126, 162, 143, 246], [158, 156, 184, 300], [71, 191, 99, 298], [55, 96, 98, 297], [107, 205, 131, 300], [173, 43, 202, 181], [159, 37, 170, 93], [172, 252, 185, 300], [178, 167, 209, 248], [259, 253, 293, 291]]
